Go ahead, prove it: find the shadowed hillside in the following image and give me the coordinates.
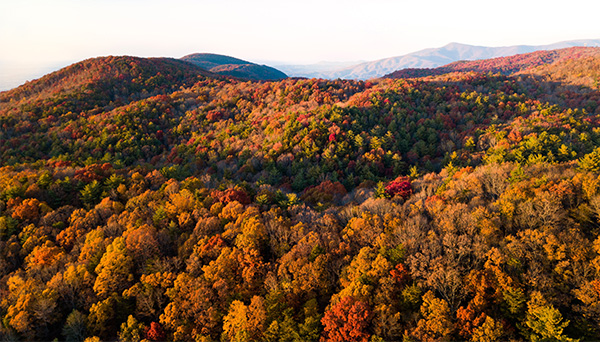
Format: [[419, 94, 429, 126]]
[[181, 53, 287, 81]]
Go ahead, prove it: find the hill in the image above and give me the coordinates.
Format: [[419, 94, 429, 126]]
[[0, 55, 215, 107], [2, 49, 600, 341], [385, 46, 600, 79], [309, 39, 600, 80], [181, 53, 287, 80]]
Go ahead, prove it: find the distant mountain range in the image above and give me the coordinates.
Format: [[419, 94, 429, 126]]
[[3, 39, 600, 92], [281, 39, 600, 80], [274, 61, 365, 79], [385, 46, 600, 79], [180, 53, 287, 81]]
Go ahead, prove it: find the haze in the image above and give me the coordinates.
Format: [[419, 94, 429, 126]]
[[1, 0, 599, 90]]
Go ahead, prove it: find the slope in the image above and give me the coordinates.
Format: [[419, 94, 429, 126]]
[[181, 53, 287, 81], [1, 50, 600, 342], [0, 56, 215, 111], [385, 47, 600, 79]]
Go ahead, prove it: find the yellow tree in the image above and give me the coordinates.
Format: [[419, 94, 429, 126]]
[[4, 275, 59, 340], [47, 263, 96, 310], [222, 296, 267, 342], [411, 290, 453, 341], [524, 291, 577, 342], [93, 237, 133, 298], [160, 273, 221, 341]]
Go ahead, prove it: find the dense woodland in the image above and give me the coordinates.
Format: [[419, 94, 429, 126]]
[[1, 47, 600, 341]]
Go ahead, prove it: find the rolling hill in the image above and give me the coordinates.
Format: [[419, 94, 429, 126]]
[[180, 53, 287, 80], [0, 56, 215, 105]]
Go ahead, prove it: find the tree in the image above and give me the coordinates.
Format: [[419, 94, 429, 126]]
[[471, 316, 504, 342], [62, 310, 87, 342], [4, 275, 59, 340], [25, 242, 66, 280], [93, 237, 134, 298], [47, 263, 96, 311], [321, 296, 372, 342], [160, 273, 221, 341], [124, 224, 160, 269], [118, 315, 146, 342], [12, 198, 47, 223], [80, 180, 103, 208], [524, 292, 577, 342], [87, 293, 129, 339], [411, 291, 453, 341], [202, 246, 267, 301], [264, 317, 300, 342], [145, 322, 166, 341], [122, 272, 175, 320], [579, 147, 600, 172], [385, 176, 412, 199], [222, 296, 267, 342]]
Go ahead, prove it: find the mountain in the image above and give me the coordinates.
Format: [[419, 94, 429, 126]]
[[313, 39, 600, 80], [0, 55, 214, 103], [274, 60, 365, 79], [385, 46, 600, 79], [180, 53, 287, 80]]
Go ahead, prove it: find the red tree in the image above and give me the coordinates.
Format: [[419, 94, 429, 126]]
[[145, 321, 166, 341], [321, 297, 372, 342], [385, 176, 412, 199]]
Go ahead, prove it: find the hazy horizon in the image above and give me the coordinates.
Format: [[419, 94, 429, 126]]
[[4, 38, 600, 91], [2, 0, 600, 90]]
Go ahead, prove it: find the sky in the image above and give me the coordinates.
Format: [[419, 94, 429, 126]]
[[1, 0, 600, 89]]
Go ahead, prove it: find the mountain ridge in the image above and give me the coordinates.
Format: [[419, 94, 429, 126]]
[[384, 46, 600, 79], [286, 39, 600, 80]]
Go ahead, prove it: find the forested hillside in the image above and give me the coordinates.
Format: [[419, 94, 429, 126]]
[[1, 49, 600, 341], [386, 47, 600, 80], [181, 53, 288, 81]]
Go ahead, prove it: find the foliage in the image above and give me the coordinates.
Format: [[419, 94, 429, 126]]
[[0, 48, 599, 341]]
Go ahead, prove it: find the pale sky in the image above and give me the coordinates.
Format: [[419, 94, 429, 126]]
[[1, 0, 600, 88]]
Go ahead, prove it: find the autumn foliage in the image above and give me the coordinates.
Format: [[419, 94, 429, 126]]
[[384, 176, 412, 199], [321, 297, 372, 342], [1, 48, 600, 341]]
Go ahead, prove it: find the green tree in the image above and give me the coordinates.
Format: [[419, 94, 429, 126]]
[[80, 180, 102, 208], [62, 310, 87, 342]]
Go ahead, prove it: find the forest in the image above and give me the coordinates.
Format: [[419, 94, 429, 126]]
[[1, 47, 600, 341]]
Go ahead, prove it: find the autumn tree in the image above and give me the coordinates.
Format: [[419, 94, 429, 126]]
[[524, 292, 576, 342], [222, 296, 267, 342], [93, 237, 134, 298], [411, 290, 453, 341], [321, 296, 372, 342]]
